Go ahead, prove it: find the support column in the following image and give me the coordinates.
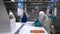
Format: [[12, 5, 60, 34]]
[[0, 0, 16, 32], [54, 3, 57, 16]]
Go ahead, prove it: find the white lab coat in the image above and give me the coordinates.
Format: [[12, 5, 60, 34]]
[[38, 11, 51, 34], [9, 11, 16, 22], [38, 11, 46, 23], [9, 11, 16, 31]]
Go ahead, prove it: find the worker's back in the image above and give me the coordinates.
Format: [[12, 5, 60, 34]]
[[38, 11, 51, 34]]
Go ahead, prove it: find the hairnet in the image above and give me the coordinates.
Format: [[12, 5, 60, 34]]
[[39, 11, 45, 14]]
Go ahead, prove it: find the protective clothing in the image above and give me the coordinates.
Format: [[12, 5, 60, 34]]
[[38, 11, 51, 34]]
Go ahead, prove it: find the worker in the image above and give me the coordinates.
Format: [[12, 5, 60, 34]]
[[38, 11, 46, 23], [9, 10, 16, 23], [38, 11, 51, 34], [20, 12, 27, 23]]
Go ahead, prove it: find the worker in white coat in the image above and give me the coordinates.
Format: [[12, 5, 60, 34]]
[[38, 11, 46, 23], [38, 11, 51, 34], [9, 10, 16, 23]]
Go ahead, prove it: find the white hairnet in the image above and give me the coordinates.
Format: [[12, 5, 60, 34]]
[[39, 11, 45, 15]]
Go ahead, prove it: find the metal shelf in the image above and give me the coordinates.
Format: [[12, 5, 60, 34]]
[[4, 1, 19, 3], [21, 1, 53, 3], [4, 0, 60, 3]]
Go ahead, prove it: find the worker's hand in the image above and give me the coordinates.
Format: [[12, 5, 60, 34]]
[[31, 23, 34, 26], [51, 25, 54, 28]]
